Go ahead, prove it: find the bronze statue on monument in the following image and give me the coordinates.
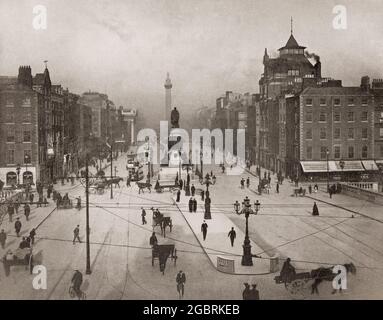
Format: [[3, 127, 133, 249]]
[[170, 107, 180, 129]]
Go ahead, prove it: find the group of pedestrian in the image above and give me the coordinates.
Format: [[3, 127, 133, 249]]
[[242, 283, 260, 300], [188, 197, 198, 212]]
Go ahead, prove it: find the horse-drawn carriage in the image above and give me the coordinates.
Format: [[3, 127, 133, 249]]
[[274, 262, 356, 297], [57, 198, 73, 210], [293, 188, 306, 197], [151, 208, 172, 237], [152, 243, 177, 275], [154, 180, 179, 193], [2, 247, 34, 276]]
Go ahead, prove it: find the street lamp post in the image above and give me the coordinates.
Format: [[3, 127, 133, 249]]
[[16, 164, 21, 186], [339, 159, 345, 184], [326, 148, 330, 192], [85, 154, 91, 275], [234, 197, 260, 266]]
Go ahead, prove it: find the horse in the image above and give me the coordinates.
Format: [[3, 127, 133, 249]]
[[151, 208, 173, 237], [310, 263, 356, 295], [136, 182, 152, 194], [105, 177, 123, 188]]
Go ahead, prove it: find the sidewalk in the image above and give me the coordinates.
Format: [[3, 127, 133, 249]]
[[172, 184, 271, 275]]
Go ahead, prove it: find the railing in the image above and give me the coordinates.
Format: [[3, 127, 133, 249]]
[[340, 183, 383, 205]]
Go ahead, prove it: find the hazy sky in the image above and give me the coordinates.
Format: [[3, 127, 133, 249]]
[[1, 0, 383, 111]]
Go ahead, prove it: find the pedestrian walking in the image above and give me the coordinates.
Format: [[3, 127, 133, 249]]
[[24, 203, 30, 221], [29, 228, 36, 245], [15, 199, 20, 214], [149, 232, 158, 247], [179, 179, 183, 190], [228, 227, 236, 247], [246, 177, 250, 188], [312, 202, 319, 216], [176, 189, 181, 202], [15, 218, 22, 237], [201, 190, 205, 202], [8, 203, 14, 222], [188, 198, 193, 213], [240, 178, 245, 189], [308, 184, 312, 194], [276, 183, 279, 193], [314, 184, 318, 193], [191, 184, 196, 196], [249, 284, 260, 300], [201, 220, 208, 240], [141, 208, 147, 225], [73, 225, 81, 244], [192, 198, 197, 212], [187, 173, 190, 186], [0, 229, 6, 249], [29, 193, 34, 204], [185, 184, 190, 196], [242, 283, 251, 300], [126, 175, 131, 187], [37, 194, 43, 207], [176, 270, 186, 299]]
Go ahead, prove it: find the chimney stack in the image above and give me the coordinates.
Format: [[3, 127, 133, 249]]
[[17, 65, 33, 88], [361, 76, 370, 92]]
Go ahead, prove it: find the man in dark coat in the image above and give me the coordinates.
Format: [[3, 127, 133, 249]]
[[185, 184, 190, 196], [188, 198, 193, 212], [176, 190, 181, 202], [280, 258, 296, 283], [308, 184, 312, 194], [29, 193, 34, 204], [72, 270, 83, 295], [149, 232, 158, 247], [201, 220, 208, 240], [141, 208, 147, 225], [179, 179, 183, 190], [29, 228, 36, 245], [201, 190, 205, 201], [186, 173, 190, 186], [249, 284, 260, 300], [312, 202, 319, 216], [15, 218, 22, 237], [0, 229, 6, 249], [228, 227, 236, 247], [246, 177, 250, 188], [192, 198, 197, 212], [24, 203, 30, 221], [242, 283, 251, 300], [191, 184, 196, 196], [276, 183, 279, 194], [73, 225, 81, 244], [8, 204, 14, 222]]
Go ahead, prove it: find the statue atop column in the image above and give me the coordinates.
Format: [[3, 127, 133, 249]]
[[170, 107, 180, 129]]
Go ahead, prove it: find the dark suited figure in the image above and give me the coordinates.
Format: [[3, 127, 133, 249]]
[[276, 183, 279, 194], [73, 225, 81, 244], [312, 202, 319, 216], [14, 218, 22, 237], [201, 221, 208, 240], [191, 184, 196, 196], [192, 198, 197, 212], [176, 190, 181, 202], [179, 179, 183, 190], [188, 198, 193, 212], [242, 283, 251, 300], [249, 284, 260, 300], [201, 190, 205, 201], [0, 229, 7, 249], [187, 173, 190, 186], [228, 227, 236, 247], [150, 232, 158, 247]]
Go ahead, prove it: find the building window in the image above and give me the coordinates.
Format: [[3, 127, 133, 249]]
[[362, 146, 368, 159], [24, 150, 32, 163], [380, 112, 383, 123], [362, 127, 368, 139], [306, 146, 312, 159], [288, 70, 300, 76], [381, 145, 383, 157], [348, 98, 355, 106], [305, 112, 313, 122], [334, 127, 341, 139], [320, 128, 327, 140], [361, 111, 368, 122], [380, 128, 383, 138], [334, 146, 341, 159], [361, 97, 368, 106], [320, 147, 328, 160], [320, 98, 326, 106], [22, 98, 31, 107], [23, 111, 31, 123], [23, 131, 31, 142], [305, 98, 313, 106], [305, 128, 313, 139], [348, 146, 354, 159], [319, 112, 326, 122], [334, 98, 341, 106], [347, 112, 354, 122], [334, 112, 341, 122], [348, 128, 354, 139], [7, 149, 15, 164], [5, 111, 14, 123], [7, 128, 15, 142]]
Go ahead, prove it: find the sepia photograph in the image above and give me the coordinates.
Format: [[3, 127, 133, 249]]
[[0, 0, 383, 309]]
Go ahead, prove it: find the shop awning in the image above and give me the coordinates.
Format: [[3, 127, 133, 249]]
[[362, 160, 379, 171], [331, 160, 365, 172], [300, 161, 329, 173], [375, 160, 383, 164]]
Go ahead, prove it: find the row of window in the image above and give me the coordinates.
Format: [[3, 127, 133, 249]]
[[3, 111, 32, 123], [5, 98, 31, 107], [305, 111, 368, 122], [306, 145, 368, 160], [305, 127, 368, 140], [6, 130, 32, 143], [305, 97, 369, 107], [6, 149, 32, 165]]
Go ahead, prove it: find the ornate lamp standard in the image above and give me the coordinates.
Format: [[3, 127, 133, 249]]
[[339, 159, 345, 183], [234, 196, 260, 266], [326, 148, 330, 192]]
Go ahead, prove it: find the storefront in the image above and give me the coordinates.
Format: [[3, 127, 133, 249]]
[[0, 167, 37, 186]]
